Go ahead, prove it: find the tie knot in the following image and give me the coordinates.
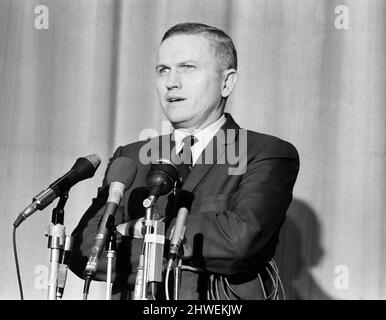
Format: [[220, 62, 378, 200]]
[[178, 135, 197, 165], [181, 135, 197, 148], [176, 135, 197, 184]]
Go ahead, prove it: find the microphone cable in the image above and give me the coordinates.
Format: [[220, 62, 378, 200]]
[[12, 226, 24, 300], [176, 259, 285, 300], [165, 264, 171, 300]]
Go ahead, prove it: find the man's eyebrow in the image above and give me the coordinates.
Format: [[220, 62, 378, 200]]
[[177, 60, 197, 65], [155, 64, 168, 71]]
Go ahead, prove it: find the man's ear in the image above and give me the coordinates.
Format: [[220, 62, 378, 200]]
[[221, 69, 238, 98]]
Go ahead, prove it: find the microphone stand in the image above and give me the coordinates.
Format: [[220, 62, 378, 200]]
[[105, 215, 116, 300], [173, 254, 183, 300], [56, 235, 73, 300], [45, 192, 68, 300], [166, 241, 183, 300], [134, 195, 165, 300], [141, 195, 155, 300]]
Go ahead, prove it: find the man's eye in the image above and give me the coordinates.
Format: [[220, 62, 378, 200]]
[[157, 68, 169, 75], [181, 65, 195, 71]]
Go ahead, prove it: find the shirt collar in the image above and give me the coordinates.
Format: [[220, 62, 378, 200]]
[[173, 114, 227, 156]]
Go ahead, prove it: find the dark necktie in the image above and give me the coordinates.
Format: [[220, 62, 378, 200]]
[[177, 135, 197, 183]]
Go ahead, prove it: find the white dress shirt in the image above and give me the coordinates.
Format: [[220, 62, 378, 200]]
[[173, 114, 227, 166]]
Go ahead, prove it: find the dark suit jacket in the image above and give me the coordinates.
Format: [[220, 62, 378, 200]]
[[69, 113, 299, 300]]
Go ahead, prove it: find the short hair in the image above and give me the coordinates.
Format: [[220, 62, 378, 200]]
[[161, 22, 237, 71]]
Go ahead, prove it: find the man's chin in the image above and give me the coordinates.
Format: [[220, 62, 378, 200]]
[[164, 113, 191, 129], [170, 120, 190, 129]]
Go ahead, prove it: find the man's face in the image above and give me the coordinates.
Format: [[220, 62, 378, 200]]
[[156, 34, 225, 130]]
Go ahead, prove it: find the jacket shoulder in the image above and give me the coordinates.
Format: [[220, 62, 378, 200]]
[[244, 129, 299, 160]]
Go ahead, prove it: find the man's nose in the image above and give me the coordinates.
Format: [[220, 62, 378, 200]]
[[166, 70, 181, 90]]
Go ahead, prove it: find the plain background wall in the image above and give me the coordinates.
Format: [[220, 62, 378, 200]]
[[1, 0, 385, 299]]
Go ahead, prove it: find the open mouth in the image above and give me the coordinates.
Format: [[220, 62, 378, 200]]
[[167, 96, 186, 103]]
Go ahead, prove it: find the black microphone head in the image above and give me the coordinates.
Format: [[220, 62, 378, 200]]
[[146, 159, 179, 196], [49, 154, 102, 194], [106, 157, 137, 189], [85, 154, 102, 170], [71, 154, 101, 180], [176, 190, 195, 210]]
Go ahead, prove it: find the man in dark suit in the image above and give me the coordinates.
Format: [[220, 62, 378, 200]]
[[69, 22, 299, 300]]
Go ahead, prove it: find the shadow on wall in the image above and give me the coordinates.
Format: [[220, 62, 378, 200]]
[[274, 198, 333, 300]]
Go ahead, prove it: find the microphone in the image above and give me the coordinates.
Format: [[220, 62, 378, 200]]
[[83, 157, 137, 280], [144, 159, 179, 206], [133, 159, 179, 300], [165, 190, 194, 300], [168, 190, 195, 260], [13, 154, 101, 228]]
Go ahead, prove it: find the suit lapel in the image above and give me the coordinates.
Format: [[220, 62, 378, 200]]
[[182, 113, 240, 192]]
